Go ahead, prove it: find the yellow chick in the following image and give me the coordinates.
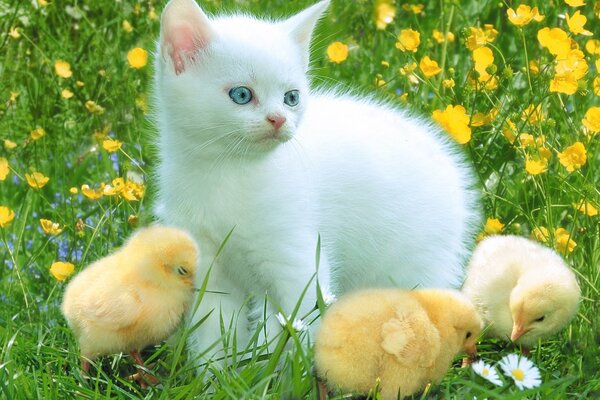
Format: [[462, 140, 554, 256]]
[[462, 235, 580, 348], [314, 288, 482, 399], [61, 225, 198, 385]]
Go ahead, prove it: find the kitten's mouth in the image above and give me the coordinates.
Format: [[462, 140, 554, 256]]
[[254, 131, 292, 145]]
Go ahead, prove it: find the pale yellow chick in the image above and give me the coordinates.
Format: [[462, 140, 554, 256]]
[[462, 235, 580, 348], [314, 288, 482, 399], [61, 225, 198, 383]]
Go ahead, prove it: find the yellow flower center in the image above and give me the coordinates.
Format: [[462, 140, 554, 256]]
[[512, 368, 525, 381], [482, 368, 490, 376]]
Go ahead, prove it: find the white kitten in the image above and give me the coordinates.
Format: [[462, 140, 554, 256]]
[[154, 0, 481, 363]]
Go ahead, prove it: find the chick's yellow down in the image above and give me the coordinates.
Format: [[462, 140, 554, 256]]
[[314, 288, 482, 399], [462, 235, 580, 347], [61, 225, 198, 378]]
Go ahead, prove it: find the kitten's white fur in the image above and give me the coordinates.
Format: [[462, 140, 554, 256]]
[[154, 0, 481, 362]]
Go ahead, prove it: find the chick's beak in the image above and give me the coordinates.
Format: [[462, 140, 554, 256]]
[[510, 322, 530, 342], [465, 343, 477, 357]]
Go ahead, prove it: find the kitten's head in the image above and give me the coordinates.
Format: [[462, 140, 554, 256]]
[[156, 0, 329, 157]]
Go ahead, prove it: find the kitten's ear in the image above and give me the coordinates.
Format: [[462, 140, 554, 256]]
[[281, 0, 330, 67], [160, 0, 214, 75]]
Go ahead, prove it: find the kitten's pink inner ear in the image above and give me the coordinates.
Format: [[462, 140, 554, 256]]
[[160, 0, 214, 75]]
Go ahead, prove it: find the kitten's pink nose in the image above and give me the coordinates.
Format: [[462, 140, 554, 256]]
[[267, 114, 286, 130]]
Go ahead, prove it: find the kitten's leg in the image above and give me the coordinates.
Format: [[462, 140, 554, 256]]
[[186, 263, 250, 370]]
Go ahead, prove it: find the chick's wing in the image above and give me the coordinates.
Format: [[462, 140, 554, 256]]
[[80, 285, 143, 331], [380, 308, 440, 368]]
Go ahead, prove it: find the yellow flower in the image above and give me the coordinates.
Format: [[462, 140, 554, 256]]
[[525, 157, 548, 175], [127, 47, 149, 69], [76, 80, 85, 87], [529, 60, 540, 75], [472, 46, 494, 76], [81, 184, 104, 200], [574, 201, 598, 217], [30, 127, 45, 140], [565, 0, 586, 5], [326, 42, 349, 64], [484, 218, 505, 234], [466, 27, 496, 50], [566, 11, 592, 36], [0, 206, 15, 228], [0, 157, 9, 181], [395, 29, 420, 52], [9, 92, 18, 103], [26, 171, 50, 189], [102, 138, 123, 152], [374, 74, 386, 87], [519, 133, 535, 147], [374, 0, 396, 30], [555, 50, 588, 79], [532, 226, 550, 243], [36, 0, 49, 6], [537, 28, 571, 58], [432, 105, 472, 144], [69, 187, 78, 194], [550, 74, 579, 95], [555, 228, 576, 253], [4, 139, 17, 150], [507, 5, 545, 27], [40, 219, 63, 235], [521, 104, 544, 124], [433, 29, 455, 44], [502, 120, 517, 142], [50, 261, 75, 282], [585, 39, 600, 55], [85, 100, 105, 114], [582, 107, 600, 132], [419, 56, 442, 77], [442, 78, 455, 88], [402, 4, 424, 14], [9, 27, 20, 39], [558, 142, 587, 172], [61, 89, 74, 99], [122, 20, 133, 33], [54, 60, 72, 78]]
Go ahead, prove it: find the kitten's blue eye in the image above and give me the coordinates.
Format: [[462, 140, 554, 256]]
[[284, 90, 300, 107], [229, 87, 253, 105]]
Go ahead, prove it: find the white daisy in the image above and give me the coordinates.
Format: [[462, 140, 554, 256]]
[[321, 287, 337, 306], [472, 360, 503, 386], [498, 354, 542, 390], [275, 312, 307, 332]]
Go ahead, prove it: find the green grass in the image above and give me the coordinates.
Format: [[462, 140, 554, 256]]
[[1, 0, 599, 398]]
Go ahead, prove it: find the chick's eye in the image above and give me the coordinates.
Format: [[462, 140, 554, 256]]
[[534, 316, 545, 322], [176, 266, 188, 276], [465, 331, 472, 339], [284, 90, 300, 107], [229, 87, 253, 105]]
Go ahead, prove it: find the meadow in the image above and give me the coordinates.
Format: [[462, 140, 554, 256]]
[[0, 0, 599, 398]]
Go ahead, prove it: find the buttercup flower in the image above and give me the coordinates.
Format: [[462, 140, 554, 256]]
[[9, 27, 20, 39], [50, 261, 75, 282], [532, 226, 550, 243], [525, 157, 548, 175], [61, 89, 74, 99], [473, 46, 494, 76], [396, 29, 420, 52], [507, 5, 544, 27], [484, 218, 504, 234], [574, 201, 598, 217], [522, 104, 544, 124], [555, 228, 577, 253], [472, 360, 503, 386], [538, 28, 571, 58], [40, 219, 63, 235], [558, 142, 587, 172], [103, 139, 123, 152], [30, 127, 45, 140], [26, 171, 50, 189], [432, 105, 471, 144], [498, 354, 542, 390], [419, 56, 442, 77], [566, 11, 592, 36], [85, 100, 105, 114], [585, 39, 600, 55], [402, 4, 424, 14], [466, 26, 497, 50], [122, 20, 133, 33], [4, 139, 17, 150], [565, 0, 586, 5], [583, 107, 600, 132], [127, 47, 149, 69], [54, 60, 72, 78], [0, 206, 15, 228], [81, 184, 104, 200], [374, 0, 396, 30], [326, 42, 349, 64], [433, 29, 455, 44], [0, 157, 9, 180], [442, 78, 455, 88]]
